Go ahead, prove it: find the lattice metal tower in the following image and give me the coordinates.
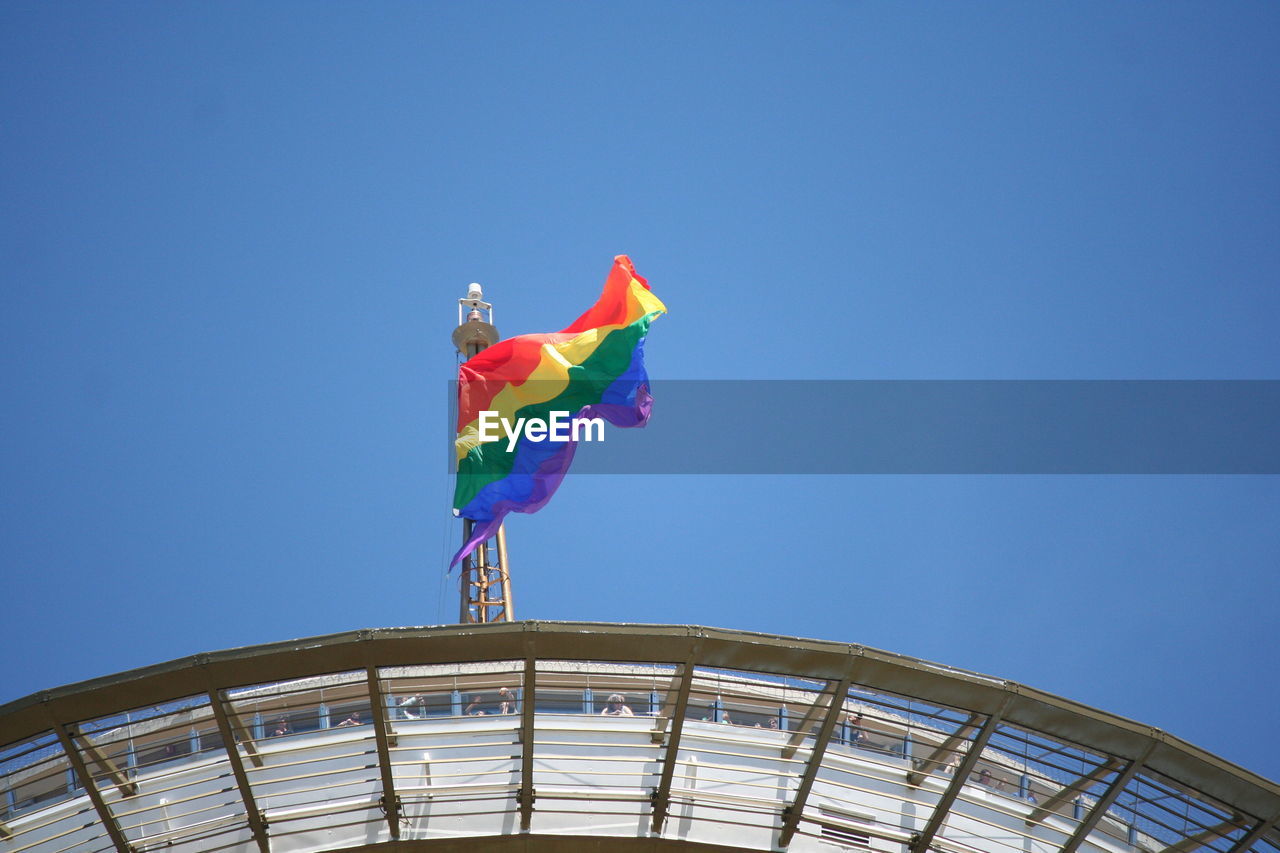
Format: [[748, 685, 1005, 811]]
[[451, 283, 514, 623]]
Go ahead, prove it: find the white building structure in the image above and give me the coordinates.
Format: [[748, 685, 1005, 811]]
[[2, 622, 1277, 853]]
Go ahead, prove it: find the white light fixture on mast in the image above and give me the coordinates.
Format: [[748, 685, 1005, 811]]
[[452, 282, 500, 357]]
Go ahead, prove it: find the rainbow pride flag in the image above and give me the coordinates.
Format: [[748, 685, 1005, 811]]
[[451, 256, 666, 566]]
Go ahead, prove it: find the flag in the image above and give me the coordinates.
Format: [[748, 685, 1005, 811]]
[[451, 255, 665, 566]]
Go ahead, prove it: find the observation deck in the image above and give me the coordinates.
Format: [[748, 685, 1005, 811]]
[[2, 622, 1277, 853]]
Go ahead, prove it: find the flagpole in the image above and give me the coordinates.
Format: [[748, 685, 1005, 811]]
[[452, 284, 515, 623]]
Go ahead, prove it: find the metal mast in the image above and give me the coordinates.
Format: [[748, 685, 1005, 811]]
[[452, 283, 515, 623]]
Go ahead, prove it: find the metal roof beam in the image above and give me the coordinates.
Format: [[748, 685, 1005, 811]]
[[366, 666, 402, 840], [518, 654, 536, 831], [49, 719, 133, 853], [1059, 742, 1157, 853], [0, 819, 10, 840], [910, 698, 1011, 853], [907, 714, 981, 787], [74, 734, 137, 798], [651, 664, 690, 745], [1160, 818, 1249, 853], [206, 686, 271, 853], [1223, 813, 1280, 853], [226, 709, 264, 768], [651, 650, 699, 834], [778, 668, 857, 848], [1026, 758, 1123, 826], [782, 688, 836, 761], [208, 689, 263, 769]]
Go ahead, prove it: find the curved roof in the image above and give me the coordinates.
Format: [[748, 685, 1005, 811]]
[[2, 622, 1277, 853]]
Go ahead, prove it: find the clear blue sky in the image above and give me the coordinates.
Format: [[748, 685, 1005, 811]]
[[2, 2, 1278, 783]]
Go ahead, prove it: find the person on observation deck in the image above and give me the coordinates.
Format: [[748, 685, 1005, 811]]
[[601, 693, 634, 716], [848, 711, 866, 745], [400, 694, 427, 719]]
